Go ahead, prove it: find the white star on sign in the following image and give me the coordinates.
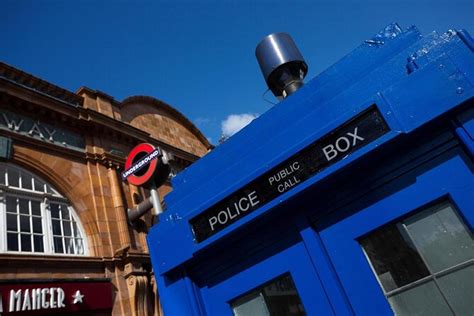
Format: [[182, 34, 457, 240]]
[[72, 290, 84, 304]]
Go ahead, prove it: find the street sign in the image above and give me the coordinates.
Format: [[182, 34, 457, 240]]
[[122, 143, 161, 186]]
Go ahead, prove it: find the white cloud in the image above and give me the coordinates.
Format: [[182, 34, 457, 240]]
[[221, 113, 258, 138]]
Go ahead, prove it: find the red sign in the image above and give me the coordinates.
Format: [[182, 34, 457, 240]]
[[122, 143, 161, 186], [0, 280, 113, 315]]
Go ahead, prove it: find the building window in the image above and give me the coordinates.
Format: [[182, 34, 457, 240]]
[[0, 163, 87, 256], [360, 200, 474, 315], [231, 273, 306, 316]]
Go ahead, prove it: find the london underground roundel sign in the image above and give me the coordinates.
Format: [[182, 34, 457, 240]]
[[122, 143, 161, 186]]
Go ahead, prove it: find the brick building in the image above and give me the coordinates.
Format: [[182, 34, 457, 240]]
[[0, 61, 212, 315]]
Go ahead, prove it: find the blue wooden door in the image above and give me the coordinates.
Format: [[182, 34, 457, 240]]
[[318, 149, 474, 315], [199, 239, 335, 316]]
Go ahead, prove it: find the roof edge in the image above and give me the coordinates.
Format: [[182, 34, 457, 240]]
[[121, 95, 213, 150], [0, 61, 83, 106]]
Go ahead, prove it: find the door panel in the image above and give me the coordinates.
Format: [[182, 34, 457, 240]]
[[318, 153, 474, 315], [200, 241, 335, 316]]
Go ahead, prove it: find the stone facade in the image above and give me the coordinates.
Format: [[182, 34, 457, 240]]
[[0, 62, 212, 315]]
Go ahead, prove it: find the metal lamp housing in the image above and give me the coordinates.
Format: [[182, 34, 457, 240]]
[[256, 32, 308, 99]]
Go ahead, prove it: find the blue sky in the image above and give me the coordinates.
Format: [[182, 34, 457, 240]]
[[2, 0, 473, 144]]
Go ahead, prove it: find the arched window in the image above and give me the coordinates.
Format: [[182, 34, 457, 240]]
[[0, 163, 88, 256]]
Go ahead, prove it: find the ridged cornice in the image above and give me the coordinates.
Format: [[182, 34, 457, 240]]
[[0, 62, 83, 106]]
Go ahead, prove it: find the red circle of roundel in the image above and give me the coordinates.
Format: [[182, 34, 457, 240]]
[[124, 143, 158, 186]]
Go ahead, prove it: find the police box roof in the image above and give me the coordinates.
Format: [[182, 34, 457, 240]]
[[149, 23, 474, 274]]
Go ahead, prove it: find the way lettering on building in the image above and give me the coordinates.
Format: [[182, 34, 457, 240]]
[[190, 106, 390, 242], [0, 110, 85, 151]]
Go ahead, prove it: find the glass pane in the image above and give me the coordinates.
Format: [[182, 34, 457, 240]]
[[73, 222, 80, 238], [46, 185, 54, 194], [52, 219, 62, 235], [33, 235, 44, 253], [404, 202, 474, 272], [63, 221, 72, 236], [6, 196, 17, 213], [438, 265, 474, 315], [20, 215, 31, 233], [31, 201, 41, 216], [231, 274, 306, 316], [388, 281, 453, 316], [50, 203, 60, 219], [34, 178, 45, 193], [19, 199, 29, 214], [22, 172, 32, 190], [65, 238, 74, 254], [7, 233, 18, 251], [0, 164, 5, 184], [60, 205, 70, 220], [32, 217, 42, 233], [233, 293, 270, 316], [75, 239, 84, 255], [53, 237, 64, 253], [8, 167, 19, 187], [6, 213, 18, 231], [263, 274, 307, 316], [21, 234, 32, 252], [360, 223, 430, 292]]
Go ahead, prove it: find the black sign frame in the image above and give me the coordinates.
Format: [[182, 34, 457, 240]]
[[190, 106, 390, 242]]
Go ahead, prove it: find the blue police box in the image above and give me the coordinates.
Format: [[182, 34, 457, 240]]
[[147, 24, 474, 316]]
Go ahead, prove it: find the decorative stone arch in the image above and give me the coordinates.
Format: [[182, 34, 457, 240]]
[[12, 150, 101, 256]]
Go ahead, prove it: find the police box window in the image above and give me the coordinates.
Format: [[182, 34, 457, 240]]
[[360, 200, 474, 316], [231, 274, 306, 316]]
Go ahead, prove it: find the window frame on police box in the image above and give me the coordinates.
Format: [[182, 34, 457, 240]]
[[359, 199, 474, 315], [0, 162, 88, 256], [230, 273, 307, 316]]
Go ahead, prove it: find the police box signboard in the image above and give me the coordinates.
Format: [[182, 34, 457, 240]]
[[190, 106, 390, 242]]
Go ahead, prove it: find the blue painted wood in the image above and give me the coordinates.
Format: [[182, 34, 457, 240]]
[[318, 150, 474, 315], [147, 24, 474, 315], [148, 24, 474, 275], [298, 225, 354, 315], [199, 241, 334, 316], [456, 106, 474, 159]]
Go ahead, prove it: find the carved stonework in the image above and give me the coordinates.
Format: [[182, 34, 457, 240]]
[[150, 273, 163, 316], [126, 275, 153, 316]]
